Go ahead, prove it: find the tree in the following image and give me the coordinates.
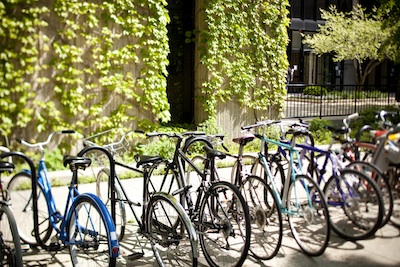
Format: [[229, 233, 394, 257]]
[[302, 5, 392, 88], [379, 0, 400, 63]]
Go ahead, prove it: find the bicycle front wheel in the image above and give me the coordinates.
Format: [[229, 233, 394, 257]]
[[0, 205, 23, 267], [240, 175, 283, 260], [324, 169, 384, 241], [7, 172, 52, 245], [147, 192, 198, 267], [96, 168, 126, 241], [347, 161, 393, 227], [199, 181, 250, 267], [68, 195, 118, 267], [287, 174, 330, 256]]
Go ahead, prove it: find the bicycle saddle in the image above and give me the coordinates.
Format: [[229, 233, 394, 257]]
[[63, 156, 91, 170], [134, 154, 163, 167], [203, 145, 226, 159], [0, 161, 14, 172], [233, 133, 255, 146]]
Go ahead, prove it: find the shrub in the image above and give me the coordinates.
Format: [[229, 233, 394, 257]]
[[303, 86, 328, 96], [308, 118, 332, 144]]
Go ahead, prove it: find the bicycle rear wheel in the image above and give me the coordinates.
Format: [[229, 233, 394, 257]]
[[347, 161, 393, 227], [252, 157, 286, 196], [147, 192, 198, 267], [199, 181, 250, 267], [96, 168, 126, 241], [7, 172, 52, 245], [287, 174, 330, 256], [324, 169, 384, 240], [240, 175, 282, 260], [386, 166, 400, 227], [0, 205, 23, 267], [68, 195, 118, 267]]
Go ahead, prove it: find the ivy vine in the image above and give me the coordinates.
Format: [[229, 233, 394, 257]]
[[0, 0, 170, 138], [199, 0, 290, 120]]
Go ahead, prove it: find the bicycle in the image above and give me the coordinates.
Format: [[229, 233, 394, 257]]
[[325, 113, 393, 227], [275, 121, 385, 240], [78, 130, 199, 267], [6, 131, 120, 266], [145, 131, 251, 267], [0, 161, 23, 267], [241, 120, 330, 256], [183, 132, 283, 260]]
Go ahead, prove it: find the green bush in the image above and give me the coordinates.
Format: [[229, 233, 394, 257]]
[[308, 118, 332, 144], [303, 86, 328, 96]]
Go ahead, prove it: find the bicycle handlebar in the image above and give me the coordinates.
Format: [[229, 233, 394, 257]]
[[17, 130, 75, 149], [146, 131, 206, 139]]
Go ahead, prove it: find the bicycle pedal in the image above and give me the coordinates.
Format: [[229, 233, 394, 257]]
[[127, 252, 144, 261], [48, 241, 62, 251]]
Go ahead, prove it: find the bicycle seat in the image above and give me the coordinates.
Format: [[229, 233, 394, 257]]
[[134, 154, 163, 167], [63, 156, 91, 170], [203, 145, 226, 159], [0, 161, 14, 172], [233, 133, 255, 146]]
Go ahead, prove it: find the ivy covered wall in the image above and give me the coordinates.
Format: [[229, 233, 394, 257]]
[[195, 0, 290, 136], [0, 0, 170, 139], [1, 0, 290, 141]]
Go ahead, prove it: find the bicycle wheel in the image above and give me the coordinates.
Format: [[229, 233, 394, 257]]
[[252, 157, 286, 196], [347, 161, 393, 227], [0, 205, 23, 267], [240, 175, 282, 260], [287, 174, 330, 256], [68, 195, 118, 267], [7, 172, 52, 245], [199, 181, 250, 267], [147, 192, 198, 267], [96, 168, 126, 241], [385, 166, 400, 228], [324, 169, 384, 240]]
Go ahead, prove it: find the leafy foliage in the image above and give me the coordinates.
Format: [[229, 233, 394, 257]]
[[302, 5, 393, 87], [379, 0, 400, 63], [0, 0, 170, 139], [199, 0, 290, 120], [304, 86, 328, 96]]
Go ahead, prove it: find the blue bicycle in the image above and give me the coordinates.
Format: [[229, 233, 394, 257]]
[[6, 131, 120, 266]]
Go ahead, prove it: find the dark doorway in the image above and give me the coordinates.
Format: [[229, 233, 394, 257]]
[[166, 0, 195, 124]]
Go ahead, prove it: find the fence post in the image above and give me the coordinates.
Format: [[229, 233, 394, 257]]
[[354, 85, 357, 114]]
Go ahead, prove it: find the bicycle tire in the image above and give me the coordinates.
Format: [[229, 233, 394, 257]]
[[146, 192, 198, 267], [324, 168, 384, 240], [199, 181, 250, 267], [347, 161, 393, 227], [287, 174, 330, 256], [0, 205, 23, 267], [239, 175, 283, 260], [385, 166, 400, 228], [252, 157, 286, 197], [67, 194, 118, 267], [96, 168, 126, 241], [6, 172, 52, 245]]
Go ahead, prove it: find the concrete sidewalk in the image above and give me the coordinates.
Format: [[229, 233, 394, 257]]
[[20, 176, 400, 267]]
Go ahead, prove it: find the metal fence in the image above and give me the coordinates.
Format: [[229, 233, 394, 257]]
[[284, 84, 399, 118]]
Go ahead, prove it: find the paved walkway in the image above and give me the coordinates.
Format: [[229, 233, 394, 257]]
[[19, 175, 400, 267]]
